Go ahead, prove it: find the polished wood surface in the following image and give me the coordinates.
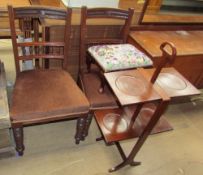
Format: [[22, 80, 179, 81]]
[[104, 69, 161, 106], [140, 68, 201, 98], [130, 31, 203, 57], [128, 31, 203, 88]]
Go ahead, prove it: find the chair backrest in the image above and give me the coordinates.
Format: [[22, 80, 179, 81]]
[[79, 6, 134, 71], [8, 5, 72, 75]]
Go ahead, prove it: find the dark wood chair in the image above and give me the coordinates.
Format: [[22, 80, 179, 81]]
[[8, 5, 89, 156], [80, 6, 153, 93], [78, 6, 170, 139], [78, 6, 125, 137], [94, 42, 177, 172]]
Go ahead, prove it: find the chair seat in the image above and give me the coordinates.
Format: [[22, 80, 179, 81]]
[[79, 72, 118, 110], [10, 69, 89, 123], [88, 44, 153, 72]]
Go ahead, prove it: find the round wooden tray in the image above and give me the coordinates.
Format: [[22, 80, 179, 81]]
[[157, 73, 187, 90], [115, 75, 146, 96], [103, 113, 128, 133], [135, 105, 156, 127]]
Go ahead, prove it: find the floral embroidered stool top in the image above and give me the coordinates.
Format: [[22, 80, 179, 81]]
[[88, 44, 153, 72]]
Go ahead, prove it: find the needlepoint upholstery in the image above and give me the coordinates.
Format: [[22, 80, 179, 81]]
[[88, 44, 153, 72]]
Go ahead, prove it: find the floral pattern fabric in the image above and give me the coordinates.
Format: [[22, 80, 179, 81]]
[[88, 44, 153, 72]]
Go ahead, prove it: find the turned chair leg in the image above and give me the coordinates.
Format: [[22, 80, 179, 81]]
[[75, 116, 87, 144], [12, 124, 25, 156], [82, 113, 93, 138]]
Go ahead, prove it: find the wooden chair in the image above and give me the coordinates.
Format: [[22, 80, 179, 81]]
[[94, 42, 177, 172], [80, 6, 153, 93], [8, 6, 89, 156], [79, 6, 126, 137], [78, 6, 169, 139]]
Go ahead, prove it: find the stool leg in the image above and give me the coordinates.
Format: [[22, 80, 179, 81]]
[[86, 55, 92, 73], [75, 116, 87, 144], [12, 123, 25, 156], [98, 73, 105, 93]]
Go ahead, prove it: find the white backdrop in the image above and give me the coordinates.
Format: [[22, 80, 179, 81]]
[[61, 0, 119, 8]]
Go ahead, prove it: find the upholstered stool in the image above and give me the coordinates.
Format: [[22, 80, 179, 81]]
[[88, 44, 153, 72]]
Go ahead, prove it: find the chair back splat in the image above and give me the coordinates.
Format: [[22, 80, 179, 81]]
[[8, 5, 72, 75]]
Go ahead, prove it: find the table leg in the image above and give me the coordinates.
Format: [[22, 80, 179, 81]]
[[109, 100, 169, 172]]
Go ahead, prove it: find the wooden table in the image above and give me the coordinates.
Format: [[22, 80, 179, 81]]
[[94, 68, 170, 172], [128, 30, 203, 88], [93, 40, 200, 171]]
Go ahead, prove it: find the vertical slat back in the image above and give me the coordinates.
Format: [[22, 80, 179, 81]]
[[8, 5, 72, 75]]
